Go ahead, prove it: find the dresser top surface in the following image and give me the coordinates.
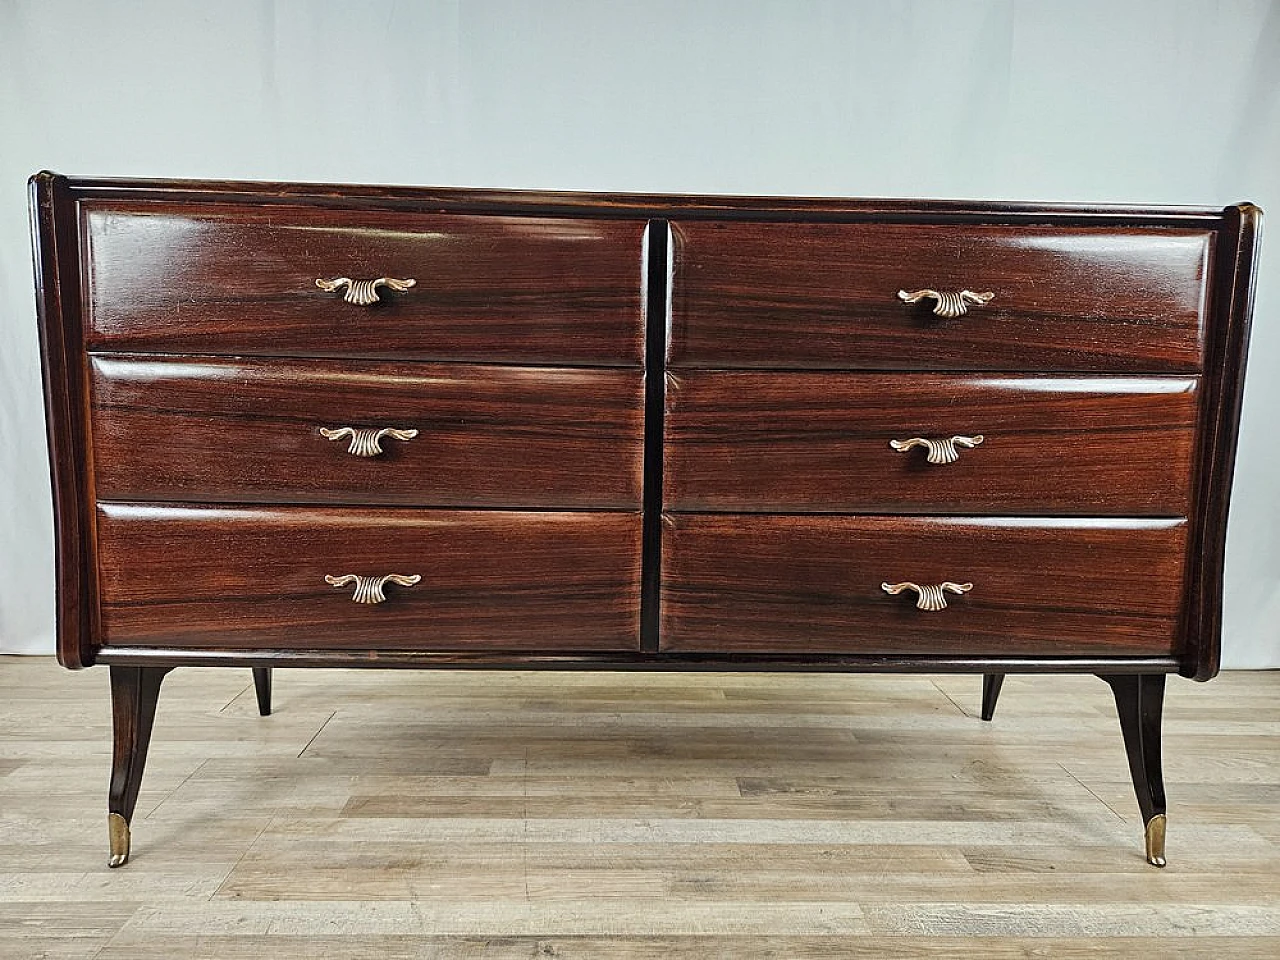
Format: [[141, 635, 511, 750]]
[[31, 171, 1255, 226]]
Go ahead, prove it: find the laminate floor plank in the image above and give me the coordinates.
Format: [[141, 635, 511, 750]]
[[1, 656, 1278, 959]]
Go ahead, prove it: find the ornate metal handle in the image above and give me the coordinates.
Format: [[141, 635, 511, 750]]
[[882, 581, 973, 611], [319, 427, 419, 457], [316, 276, 416, 305], [898, 288, 994, 318], [889, 435, 984, 465], [325, 573, 422, 604]]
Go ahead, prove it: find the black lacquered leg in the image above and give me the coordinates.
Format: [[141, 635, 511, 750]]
[[108, 666, 171, 867], [252, 668, 273, 717], [980, 673, 1005, 721], [1099, 673, 1168, 866]]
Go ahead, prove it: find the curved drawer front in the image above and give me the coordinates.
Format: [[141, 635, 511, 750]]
[[90, 356, 644, 509], [661, 515, 1187, 655], [665, 373, 1198, 515], [669, 221, 1211, 371], [96, 504, 642, 651], [82, 203, 646, 365]]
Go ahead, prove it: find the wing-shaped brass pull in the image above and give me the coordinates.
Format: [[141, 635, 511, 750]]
[[316, 276, 416, 305], [897, 288, 994, 318], [319, 427, 419, 457], [881, 581, 973, 611], [889, 435, 984, 465], [325, 573, 422, 604]]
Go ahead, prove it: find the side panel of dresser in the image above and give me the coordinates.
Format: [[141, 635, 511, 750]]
[[31, 173, 96, 669], [1184, 203, 1262, 679]]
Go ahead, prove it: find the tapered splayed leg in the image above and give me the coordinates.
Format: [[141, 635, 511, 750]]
[[108, 666, 170, 867], [1099, 673, 1168, 867], [252, 667, 273, 717], [980, 674, 1005, 721]]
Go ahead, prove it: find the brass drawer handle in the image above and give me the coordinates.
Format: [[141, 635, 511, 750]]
[[325, 573, 422, 604], [890, 434, 984, 465], [320, 426, 419, 457], [316, 276, 416, 305], [898, 288, 994, 318], [882, 581, 973, 611]]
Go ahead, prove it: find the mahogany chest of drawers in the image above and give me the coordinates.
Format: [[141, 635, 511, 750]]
[[29, 173, 1261, 869]]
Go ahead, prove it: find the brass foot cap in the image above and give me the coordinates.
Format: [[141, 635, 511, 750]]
[[108, 813, 131, 868], [1145, 813, 1167, 868]]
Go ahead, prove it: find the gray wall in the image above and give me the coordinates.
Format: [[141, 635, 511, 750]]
[[2, 0, 1278, 665]]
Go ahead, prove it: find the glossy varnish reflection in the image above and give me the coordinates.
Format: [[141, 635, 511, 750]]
[[82, 203, 647, 365], [95, 504, 643, 651], [90, 355, 644, 509], [664, 372, 1199, 515], [668, 221, 1212, 370], [29, 174, 1262, 870], [661, 515, 1188, 655]]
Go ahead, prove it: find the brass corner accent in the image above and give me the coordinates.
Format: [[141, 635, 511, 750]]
[[319, 426, 419, 457], [108, 812, 130, 868], [881, 581, 973, 611], [325, 573, 422, 604], [1145, 813, 1167, 867], [316, 276, 416, 305], [898, 288, 995, 318], [889, 434, 984, 465]]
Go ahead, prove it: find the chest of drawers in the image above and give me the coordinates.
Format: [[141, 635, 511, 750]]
[[30, 173, 1261, 870]]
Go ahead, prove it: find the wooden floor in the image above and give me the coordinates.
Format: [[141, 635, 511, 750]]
[[2, 657, 1279, 958]]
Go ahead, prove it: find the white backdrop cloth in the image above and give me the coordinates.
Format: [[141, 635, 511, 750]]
[[2, 0, 1278, 665]]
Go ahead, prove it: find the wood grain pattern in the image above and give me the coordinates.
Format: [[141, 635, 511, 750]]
[[664, 372, 1198, 514], [90, 355, 644, 509], [6, 659, 1280, 957], [661, 515, 1188, 655], [668, 221, 1212, 371], [82, 202, 646, 365], [95, 504, 643, 651]]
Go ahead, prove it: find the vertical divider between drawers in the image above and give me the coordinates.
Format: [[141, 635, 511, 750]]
[[640, 220, 670, 653]]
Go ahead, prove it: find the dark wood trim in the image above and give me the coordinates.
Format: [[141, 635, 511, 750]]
[[1099, 673, 1167, 865], [29, 172, 96, 669], [95, 646, 1181, 674], [252, 667, 272, 716], [639, 221, 669, 653], [1181, 203, 1262, 681], [980, 674, 1005, 721], [108, 665, 170, 865], [46, 172, 1225, 227]]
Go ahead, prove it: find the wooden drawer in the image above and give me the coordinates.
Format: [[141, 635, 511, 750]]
[[82, 202, 646, 365], [668, 221, 1211, 371], [96, 504, 642, 651], [664, 373, 1197, 515], [661, 515, 1187, 655], [90, 355, 644, 509]]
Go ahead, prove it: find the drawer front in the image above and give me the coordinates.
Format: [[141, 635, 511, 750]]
[[661, 515, 1186, 655], [665, 373, 1197, 515], [91, 356, 644, 509], [82, 203, 646, 365], [96, 504, 642, 651], [669, 221, 1211, 371]]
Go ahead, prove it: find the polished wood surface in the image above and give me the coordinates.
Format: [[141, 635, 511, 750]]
[[96, 504, 643, 651], [665, 372, 1198, 514], [91, 355, 645, 509], [661, 515, 1187, 655], [82, 202, 646, 365], [29, 175, 1262, 870], [6, 659, 1280, 958], [668, 221, 1211, 371]]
